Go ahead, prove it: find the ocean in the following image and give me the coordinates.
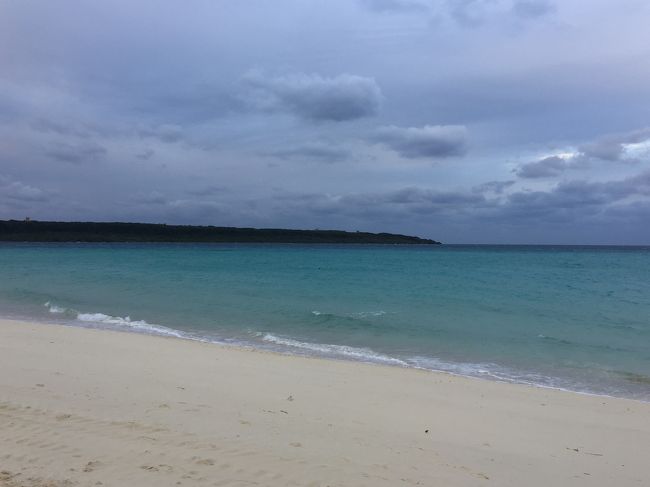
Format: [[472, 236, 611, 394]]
[[1, 242, 649, 400]]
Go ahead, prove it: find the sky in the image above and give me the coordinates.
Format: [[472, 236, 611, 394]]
[[1, 0, 650, 244]]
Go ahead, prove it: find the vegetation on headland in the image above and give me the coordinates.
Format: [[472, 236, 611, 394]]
[[0, 220, 441, 245]]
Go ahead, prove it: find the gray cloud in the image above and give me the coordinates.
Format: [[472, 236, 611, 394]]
[[263, 170, 650, 242], [368, 188, 477, 211], [580, 127, 650, 162], [373, 125, 468, 159], [44, 141, 107, 164], [31, 118, 93, 139], [515, 126, 650, 179], [241, 72, 382, 122], [359, 0, 429, 12], [187, 186, 226, 197], [138, 124, 184, 143], [135, 149, 155, 160], [265, 143, 352, 163], [0, 176, 49, 203], [359, 0, 557, 25], [500, 171, 650, 223], [1, 0, 649, 243], [134, 191, 168, 205], [473, 180, 516, 194], [342, 186, 486, 207], [448, 0, 494, 27], [511, 0, 555, 18], [516, 155, 569, 178]]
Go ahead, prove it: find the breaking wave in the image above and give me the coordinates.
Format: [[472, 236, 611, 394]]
[[45, 302, 186, 338], [261, 333, 407, 366]]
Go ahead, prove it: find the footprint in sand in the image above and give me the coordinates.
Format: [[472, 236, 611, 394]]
[[195, 458, 215, 466], [140, 464, 174, 473], [83, 460, 102, 472]]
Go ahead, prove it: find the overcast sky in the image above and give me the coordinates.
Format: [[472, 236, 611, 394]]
[[1, 0, 650, 244]]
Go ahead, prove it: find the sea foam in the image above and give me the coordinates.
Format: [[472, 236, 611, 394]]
[[45, 302, 186, 338], [262, 333, 407, 366]]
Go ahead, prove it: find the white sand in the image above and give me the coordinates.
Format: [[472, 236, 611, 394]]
[[1, 319, 648, 486]]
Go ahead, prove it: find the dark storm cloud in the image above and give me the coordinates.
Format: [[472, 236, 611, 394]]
[[241, 72, 382, 122], [265, 143, 352, 163], [373, 125, 467, 159], [44, 141, 107, 165]]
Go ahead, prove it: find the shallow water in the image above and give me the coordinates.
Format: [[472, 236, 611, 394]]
[[1, 243, 649, 400]]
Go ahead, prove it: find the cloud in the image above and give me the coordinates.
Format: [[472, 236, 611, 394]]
[[138, 124, 184, 143], [500, 171, 650, 222], [473, 180, 516, 194], [267, 170, 650, 234], [270, 186, 490, 223], [241, 71, 382, 122], [133, 191, 168, 205], [373, 124, 468, 159], [342, 186, 485, 206], [44, 141, 107, 164], [359, 0, 557, 25], [448, 0, 494, 27], [0, 176, 49, 202], [579, 127, 650, 162], [359, 0, 429, 12], [187, 186, 226, 197], [515, 155, 569, 178], [265, 143, 352, 163], [511, 0, 555, 19], [135, 149, 155, 160], [31, 118, 93, 139], [516, 127, 650, 179], [1, 0, 649, 243]]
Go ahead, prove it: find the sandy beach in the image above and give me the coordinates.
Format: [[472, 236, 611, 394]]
[[1, 319, 648, 487]]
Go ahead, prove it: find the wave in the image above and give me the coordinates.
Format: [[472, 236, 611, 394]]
[[312, 310, 387, 318], [407, 355, 555, 387], [44, 301, 67, 314], [258, 334, 599, 396], [75, 312, 186, 338], [261, 333, 407, 366], [537, 334, 574, 346], [45, 302, 186, 338], [40, 302, 647, 401], [537, 333, 632, 353]]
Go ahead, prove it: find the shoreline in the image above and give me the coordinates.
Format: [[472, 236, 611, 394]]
[[7, 308, 649, 403], [1, 318, 649, 486]]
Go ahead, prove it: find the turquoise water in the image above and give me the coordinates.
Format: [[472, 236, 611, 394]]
[[1, 243, 649, 400]]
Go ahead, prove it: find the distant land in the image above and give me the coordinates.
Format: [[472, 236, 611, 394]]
[[0, 220, 440, 245]]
